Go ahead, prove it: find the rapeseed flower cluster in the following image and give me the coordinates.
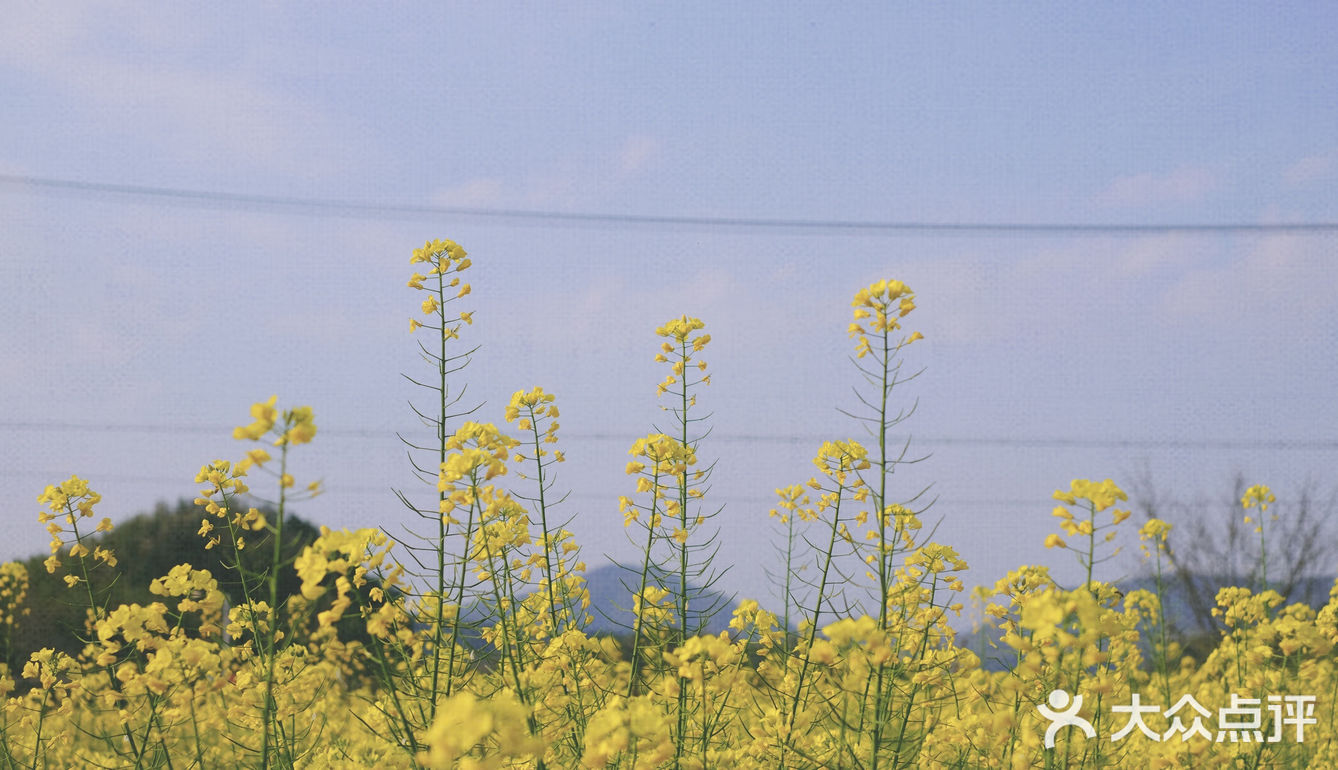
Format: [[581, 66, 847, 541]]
[[1046, 478, 1133, 590], [408, 238, 473, 337], [849, 278, 924, 359]]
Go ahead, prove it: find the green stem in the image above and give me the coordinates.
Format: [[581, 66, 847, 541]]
[[675, 337, 691, 769], [626, 472, 663, 699], [783, 488, 844, 765], [431, 268, 450, 717], [261, 440, 290, 769]]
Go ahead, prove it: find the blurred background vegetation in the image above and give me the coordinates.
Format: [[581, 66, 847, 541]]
[[3, 500, 331, 671]]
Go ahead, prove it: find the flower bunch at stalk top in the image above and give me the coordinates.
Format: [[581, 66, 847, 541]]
[[1138, 518, 1172, 560], [469, 487, 531, 559], [653, 315, 710, 397], [192, 458, 269, 553], [229, 396, 322, 504], [632, 584, 675, 628], [232, 395, 278, 440], [441, 422, 518, 484], [294, 527, 393, 601], [466, 490, 538, 605], [232, 395, 318, 447], [1241, 483, 1277, 593], [1044, 479, 1131, 583], [37, 475, 115, 579], [1241, 483, 1276, 532], [620, 434, 698, 527], [628, 433, 698, 475], [292, 527, 396, 629], [505, 387, 558, 436], [412, 237, 468, 271], [807, 439, 874, 526], [770, 484, 816, 525], [812, 439, 871, 487], [438, 422, 519, 520], [505, 386, 565, 466], [38, 475, 102, 520], [849, 279, 924, 358], [147, 564, 227, 636], [408, 238, 473, 336], [1054, 478, 1129, 513], [905, 543, 969, 593]]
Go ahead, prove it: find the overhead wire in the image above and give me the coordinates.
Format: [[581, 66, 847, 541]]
[[1, 420, 1334, 451], [4, 173, 1338, 235]]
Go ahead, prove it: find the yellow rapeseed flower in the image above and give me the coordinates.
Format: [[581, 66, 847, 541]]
[[233, 395, 278, 440]]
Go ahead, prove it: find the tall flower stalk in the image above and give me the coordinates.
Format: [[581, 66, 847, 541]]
[[1242, 483, 1277, 595], [393, 238, 477, 721], [226, 396, 319, 768], [1138, 517, 1175, 707], [845, 279, 927, 767], [651, 316, 726, 649]]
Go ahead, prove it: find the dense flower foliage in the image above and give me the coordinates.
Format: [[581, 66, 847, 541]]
[[2, 243, 1330, 769]]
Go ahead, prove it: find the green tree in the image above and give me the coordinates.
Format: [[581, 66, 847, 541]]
[[12, 498, 328, 666]]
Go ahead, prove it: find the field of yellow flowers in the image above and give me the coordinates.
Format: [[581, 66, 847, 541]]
[[1, 238, 1333, 769]]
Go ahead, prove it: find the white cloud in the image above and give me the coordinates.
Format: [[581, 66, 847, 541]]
[[1283, 150, 1338, 186], [1098, 166, 1219, 208], [428, 134, 665, 211], [0, 4, 352, 179], [899, 237, 1211, 346], [1160, 233, 1338, 329], [431, 178, 507, 207], [617, 135, 662, 175]]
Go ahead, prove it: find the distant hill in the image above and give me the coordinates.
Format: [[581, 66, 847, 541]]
[[579, 563, 737, 636], [454, 563, 738, 638], [7, 499, 329, 670]]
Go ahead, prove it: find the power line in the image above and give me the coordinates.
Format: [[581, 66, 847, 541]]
[[1, 420, 1334, 451], [4, 173, 1337, 235], [0, 471, 1325, 512]]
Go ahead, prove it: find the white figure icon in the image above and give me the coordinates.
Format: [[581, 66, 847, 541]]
[[1037, 689, 1096, 749]]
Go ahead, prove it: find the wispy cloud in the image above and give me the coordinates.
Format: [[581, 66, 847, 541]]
[[1098, 166, 1219, 208], [431, 178, 507, 207], [1160, 232, 1338, 329], [0, 5, 352, 179], [900, 237, 1213, 346], [617, 135, 662, 175], [428, 134, 665, 210], [1283, 150, 1338, 186]]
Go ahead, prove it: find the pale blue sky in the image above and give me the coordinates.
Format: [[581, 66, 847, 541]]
[[3, 4, 1336, 609]]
